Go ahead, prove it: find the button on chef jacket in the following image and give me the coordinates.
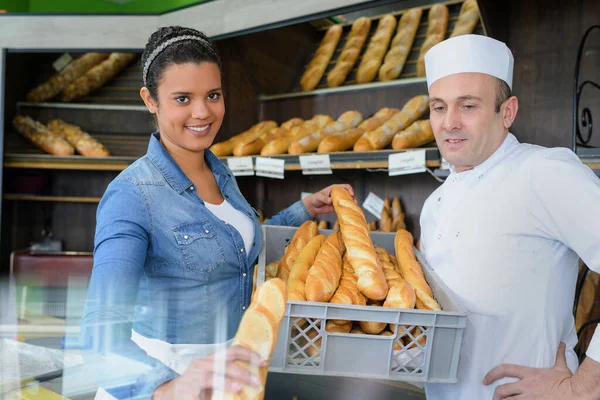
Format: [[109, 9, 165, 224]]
[[420, 133, 600, 399]]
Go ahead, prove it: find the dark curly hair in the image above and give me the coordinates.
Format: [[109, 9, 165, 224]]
[[141, 26, 222, 104]]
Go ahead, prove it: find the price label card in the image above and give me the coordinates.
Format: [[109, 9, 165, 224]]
[[388, 150, 426, 176], [227, 157, 254, 176], [52, 53, 73, 72], [440, 157, 451, 170], [301, 192, 312, 200], [299, 154, 333, 175], [255, 157, 285, 179], [362, 192, 385, 219]]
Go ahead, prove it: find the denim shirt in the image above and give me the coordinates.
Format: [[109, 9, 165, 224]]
[[80, 133, 311, 399]]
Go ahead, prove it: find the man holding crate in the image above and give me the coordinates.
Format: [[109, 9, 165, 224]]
[[419, 34, 600, 399]]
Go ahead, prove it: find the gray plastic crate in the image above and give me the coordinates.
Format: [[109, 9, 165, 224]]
[[257, 225, 467, 383]]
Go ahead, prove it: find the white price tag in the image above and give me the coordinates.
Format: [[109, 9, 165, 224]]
[[440, 157, 450, 170], [362, 192, 385, 219], [299, 154, 332, 175], [388, 150, 427, 176], [52, 53, 73, 72], [227, 157, 254, 176], [301, 192, 312, 200], [255, 157, 285, 179]]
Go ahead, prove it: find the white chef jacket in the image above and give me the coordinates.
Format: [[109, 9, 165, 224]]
[[420, 133, 600, 399]]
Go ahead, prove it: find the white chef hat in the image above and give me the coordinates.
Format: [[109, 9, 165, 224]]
[[424, 34, 514, 90]]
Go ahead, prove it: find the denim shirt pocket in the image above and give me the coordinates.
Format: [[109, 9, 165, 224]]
[[172, 221, 226, 272]]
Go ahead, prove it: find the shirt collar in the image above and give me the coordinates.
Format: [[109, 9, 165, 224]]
[[146, 132, 230, 194], [448, 132, 519, 176]]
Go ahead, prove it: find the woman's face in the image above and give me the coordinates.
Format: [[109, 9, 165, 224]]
[[141, 62, 225, 154]]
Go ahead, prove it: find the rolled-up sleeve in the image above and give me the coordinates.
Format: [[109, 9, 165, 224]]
[[265, 200, 312, 227], [80, 179, 178, 399]]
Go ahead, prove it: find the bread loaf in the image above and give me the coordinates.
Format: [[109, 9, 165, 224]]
[[234, 127, 285, 156], [331, 187, 388, 300], [379, 8, 422, 81], [26, 53, 110, 102], [13, 116, 74, 156], [354, 95, 428, 151], [450, 0, 480, 37], [379, 330, 403, 350], [391, 196, 406, 231], [416, 4, 448, 77], [287, 235, 326, 301], [317, 127, 365, 154], [329, 253, 366, 325], [47, 119, 110, 157], [277, 221, 318, 282], [210, 122, 265, 156], [394, 230, 441, 311], [380, 198, 393, 232], [377, 247, 416, 310], [62, 53, 136, 101], [305, 231, 345, 302], [265, 261, 279, 281], [317, 220, 328, 230], [261, 116, 332, 156], [327, 17, 372, 87], [211, 278, 287, 400], [356, 15, 397, 84], [391, 119, 434, 150], [359, 298, 386, 334], [301, 25, 343, 91], [288, 111, 363, 155]]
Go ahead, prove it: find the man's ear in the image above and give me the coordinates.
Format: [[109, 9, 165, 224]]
[[502, 96, 519, 129], [140, 87, 157, 114]]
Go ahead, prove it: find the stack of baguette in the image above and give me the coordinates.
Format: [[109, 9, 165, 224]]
[[210, 96, 433, 157], [266, 187, 439, 349], [26, 52, 135, 103], [379, 196, 407, 232], [13, 115, 109, 157]]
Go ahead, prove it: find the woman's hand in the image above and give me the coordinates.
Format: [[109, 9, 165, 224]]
[[153, 346, 265, 400], [302, 184, 356, 218]]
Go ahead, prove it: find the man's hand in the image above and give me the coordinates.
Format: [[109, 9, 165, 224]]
[[484, 342, 579, 400], [302, 184, 356, 217]]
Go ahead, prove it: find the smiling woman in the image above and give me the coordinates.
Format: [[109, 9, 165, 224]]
[[80, 25, 356, 400]]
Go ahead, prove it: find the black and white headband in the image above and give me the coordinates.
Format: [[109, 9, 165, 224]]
[[142, 35, 216, 85]]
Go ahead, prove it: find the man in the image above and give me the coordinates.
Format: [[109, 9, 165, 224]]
[[420, 34, 600, 399]]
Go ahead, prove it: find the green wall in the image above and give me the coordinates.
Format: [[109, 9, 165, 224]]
[[1, 0, 208, 13]]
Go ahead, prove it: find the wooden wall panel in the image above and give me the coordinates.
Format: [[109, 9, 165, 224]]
[[508, 0, 600, 148]]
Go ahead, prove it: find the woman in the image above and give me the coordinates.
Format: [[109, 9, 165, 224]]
[[80, 26, 354, 400]]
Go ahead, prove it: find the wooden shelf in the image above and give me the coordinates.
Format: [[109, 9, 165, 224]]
[[4, 149, 441, 172], [4, 194, 101, 203]]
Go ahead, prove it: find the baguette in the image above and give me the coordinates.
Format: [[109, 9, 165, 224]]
[[329, 252, 367, 325], [391, 119, 434, 150], [305, 231, 345, 302], [380, 198, 393, 232], [331, 187, 388, 300], [288, 111, 363, 155], [61, 53, 136, 101], [377, 248, 416, 310], [317, 127, 365, 154], [327, 17, 372, 88], [356, 15, 397, 84], [394, 229, 441, 311], [450, 0, 480, 38], [47, 119, 110, 157], [233, 127, 285, 156], [26, 53, 110, 102], [287, 235, 327, 301], [379, 330, 403, 350], [13, 116, 75, 156], [359, 298, 386, 334], [391, 196, 406, 231], [317, 220, 328, 230], [333, 220, 340, 231], [354, 95, 429, 151], [280, 118, 304, 130], [277, 221, 318, 282], [416, 4, 448, 77], [321, 107, 397, 153], [379, 8, 422, 81], [265, 261, 279, 281], [261, 116, 332, 156], [301, 25, 343, 91], [211, 278, 287, 400]]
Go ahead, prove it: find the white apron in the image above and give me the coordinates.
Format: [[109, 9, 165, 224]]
[[95, 331, 232, 399]]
